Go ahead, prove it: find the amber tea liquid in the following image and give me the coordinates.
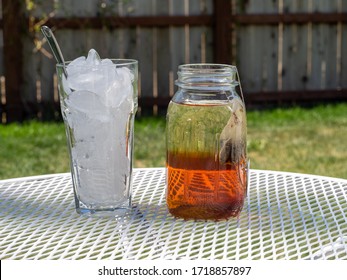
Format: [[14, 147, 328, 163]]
[[166, 100, 247, 220]]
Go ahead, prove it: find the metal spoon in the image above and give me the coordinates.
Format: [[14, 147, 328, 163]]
[[41, 25, 68, 77]]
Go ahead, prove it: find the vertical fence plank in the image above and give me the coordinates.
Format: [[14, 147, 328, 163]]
[[0, 24, 4, 122], [2, 0, 25, 122], [169, 0, 186, 91], [54, 0, 97, 17], [97, 0, 123, 60], [341, 1, 347, 88], [213, 0, 232, 63], [204, 0, 214, 63], [307, 0, 339, 90], [22, 34, 38, 118], [118, 2, 138, 60], [0, 3, 4, 119], [0, 30, 4, 76], [237, 0, 279, 94], [155, 0, 171, 114], [281, 0, 309, 91], [168, 0, 185, 101], [189, 0, 204, 63], [133, 0, 155, 115], [39, 49, 56, 120]]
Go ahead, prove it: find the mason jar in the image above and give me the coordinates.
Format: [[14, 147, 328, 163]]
[[166, 64, 248, 220]]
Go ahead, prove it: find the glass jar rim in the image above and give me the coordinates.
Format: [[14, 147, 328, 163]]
[[178, 63, 237, 73]]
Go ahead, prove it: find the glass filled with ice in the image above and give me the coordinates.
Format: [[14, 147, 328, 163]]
[[56, 49, 138, 216]]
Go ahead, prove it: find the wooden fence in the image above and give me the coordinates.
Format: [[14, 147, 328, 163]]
[[0, 0, 347, 123]]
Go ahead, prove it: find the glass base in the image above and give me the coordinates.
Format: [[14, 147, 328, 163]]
[[75, 197, 132, 217], [76, 206, 132, 217]]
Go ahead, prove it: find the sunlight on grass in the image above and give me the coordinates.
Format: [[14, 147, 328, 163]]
[[247, 103, 347, 178], [0, 121, 69, 179], [134, 117, 166, 168]]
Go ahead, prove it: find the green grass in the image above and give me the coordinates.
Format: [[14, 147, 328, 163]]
[[134, 116, 166, 168], [247, 103, 347, 178], [0, 103, 346, 180], [0, 121, 68, 179]]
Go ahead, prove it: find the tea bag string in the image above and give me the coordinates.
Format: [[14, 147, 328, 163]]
[[236, 67, 245, 110]]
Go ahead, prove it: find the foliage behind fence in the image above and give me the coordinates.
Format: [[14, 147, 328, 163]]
[[0, 0, 347, 123]]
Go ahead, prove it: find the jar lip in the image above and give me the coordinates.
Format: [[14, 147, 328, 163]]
[[176, 63, 238, 90], [178, 63, 237, 73]]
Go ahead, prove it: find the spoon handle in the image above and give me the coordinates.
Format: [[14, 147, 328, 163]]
[[41, 26, 68, 77]]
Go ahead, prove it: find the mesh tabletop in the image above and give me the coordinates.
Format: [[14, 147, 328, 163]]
[[1, 168, 346, 260]]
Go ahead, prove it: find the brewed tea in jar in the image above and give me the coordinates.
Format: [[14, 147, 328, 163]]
[[166, 64, 248, 220]]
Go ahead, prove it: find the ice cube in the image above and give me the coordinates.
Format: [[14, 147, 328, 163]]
[[71, 114, 111, 143], [86, 49, 101, 66], [104, 68, 133, 109], [68, 56, 86, 67], [101, 58, 113, 66], [66, 49, 112, 92], [67, 69, 110, 92], [66, 90, 106, 116], [65, 91, 113, 152], [66, 56, 86, 77]]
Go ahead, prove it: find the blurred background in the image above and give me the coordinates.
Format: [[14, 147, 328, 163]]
[[0, 0, 346, 179]]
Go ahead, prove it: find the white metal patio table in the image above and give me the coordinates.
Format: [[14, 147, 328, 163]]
[[0, 168, 346, 260]]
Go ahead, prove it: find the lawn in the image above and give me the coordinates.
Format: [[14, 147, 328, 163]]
[[247, 103, 347, 179], [0, 102, 346, 180]]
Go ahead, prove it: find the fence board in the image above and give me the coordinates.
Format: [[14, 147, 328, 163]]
[[170, 0, 188, 16], [339, 1, 347, 88], [237, 0, 279, 93], [40, 51, 55, 102], [133, 0, 151, 113], [2, 0, 25, 122], [282, 0, 309, 91], [341, 24, 347, 88], [132, 0, 156, 16], [189, 0, 209, 63], [22, 36, 38, 105], [201, 0, 213, 63], [307, 0, 339, 90], [188, 0, 204, 63], [133, 1, 155, 115], [202, 0, 213, 14], [190, 0, 203, 15], [0, 29, 3, 75], [156, 27, 171, 107], [122, 27, 138, 59], [155, 0, 171, 114], [169, 1, 186, 99], [54, 0, 97, 17], [241, 0, 279, 15]]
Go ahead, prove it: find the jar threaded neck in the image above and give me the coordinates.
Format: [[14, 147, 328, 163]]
[[176, 64, 238, 90]]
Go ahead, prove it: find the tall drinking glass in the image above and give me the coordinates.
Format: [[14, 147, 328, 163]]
[[56, 57, 138, 216]]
